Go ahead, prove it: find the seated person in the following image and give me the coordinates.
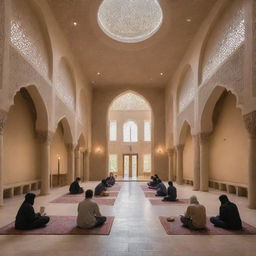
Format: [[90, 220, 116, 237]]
[[210, 194, 242, 230], [148, 177, 158, 189], [69, 177, 84, 194], [163, 181, 177, 201], [106, 172, 115, 187], [155, 180, 167, 197], [94, 179, 109, 196], [77, 189, 107, 229], [147, 176, 154, 186], [15, 193, 50, 230], [180, 195, 206, 230]]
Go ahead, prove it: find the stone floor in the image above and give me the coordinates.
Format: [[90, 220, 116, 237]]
[[0, 181, 256, 256]]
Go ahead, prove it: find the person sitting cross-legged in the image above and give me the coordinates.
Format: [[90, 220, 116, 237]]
[[155, 180, 167, 197], [180, 195, 206, 230], [210, 194, 242, 230], [94, 179, 109, 196], [106, 172, 116, 187], [15, 193, 50, 230], [77, 189, 107, 229], [162, 181, 177, 201], [69, 177, 84, 194]]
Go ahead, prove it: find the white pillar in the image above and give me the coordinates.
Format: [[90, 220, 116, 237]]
[[75, 148, 80, 178], [0, 111, 7, 206], [67, 144, 75, 184], [38, 131, 53, 195], [243, 111, 256, 209], [167, 148, 174, 181], [199, 132, 211, 192], [176, 144, 184, 185], [192, 135, 200, 190], [84, 150, 90, 181]]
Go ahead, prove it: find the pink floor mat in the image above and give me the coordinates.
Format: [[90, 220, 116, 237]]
[[149, 199, 189, 205], [50, 196, 116, 205], [140, 185, 157, 192], [107, 184, 122, 192], [144, 191, 158, 197], [0, 216, 114, 235], [159, 216, 256, 235]]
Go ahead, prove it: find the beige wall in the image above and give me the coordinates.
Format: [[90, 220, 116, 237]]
[[3, 92, 40, 184], [90, 88, 168, 181], [108, 110, 151, 177], [50, 123, 68, 175], [183, 132, 194, 180], [209, 93, 248, 184]]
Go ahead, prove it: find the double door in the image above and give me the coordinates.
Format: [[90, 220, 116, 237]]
[[123, 154, 138, 178]]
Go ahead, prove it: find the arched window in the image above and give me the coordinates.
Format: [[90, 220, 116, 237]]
[[123, 121, 138, 142]]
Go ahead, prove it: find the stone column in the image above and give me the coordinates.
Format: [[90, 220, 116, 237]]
[[176, 144, 184, 185], [75, 148, 80, 178], [167, 148, 174, 181], [199, 132, 211, 192], [0, 111, 7, 206], [243, 111, 256, 209], [66, 144, 75, 184], [84, 150, 90, 181], [37, 131, 53, 195], [192, 135, 200, 190]]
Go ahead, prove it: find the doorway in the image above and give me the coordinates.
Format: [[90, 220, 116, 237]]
[[123, 154, 138, 179]]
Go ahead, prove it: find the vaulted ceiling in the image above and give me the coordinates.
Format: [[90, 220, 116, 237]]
[[48, 0, 217, 88]]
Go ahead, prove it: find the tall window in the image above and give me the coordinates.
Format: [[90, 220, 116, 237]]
[[144, 121, 151, 141], [109, 120, 117, 141], [109, 154, 118, 172], [123, 121, 138, 142], [143, 154, 151, 173]]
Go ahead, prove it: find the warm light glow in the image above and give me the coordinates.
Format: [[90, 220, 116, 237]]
[[186, 18, 192, 22], [156, 146, 165, 154], [95, 146, 103, 154], [73, 21, 78, 26], [56, 154, 61, 160]]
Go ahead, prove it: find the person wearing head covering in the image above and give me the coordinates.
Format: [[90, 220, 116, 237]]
[[155, 180, 167, 197], [162, 181, 177, 201], [69, 177, 84, 194], [210, 194, 242, 230], [94, 179, 109, 196], [180, 195, 206, 230], [15, 193, 50, 230], [77, 189, 107, 229], [106, 172, 116, 187]]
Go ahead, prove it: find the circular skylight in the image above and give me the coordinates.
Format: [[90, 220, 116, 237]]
[[97, 0, 163, 43]]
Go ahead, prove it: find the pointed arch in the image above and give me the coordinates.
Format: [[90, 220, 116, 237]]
[[56, 117, 73, 144], [178, 120, 192, 145]]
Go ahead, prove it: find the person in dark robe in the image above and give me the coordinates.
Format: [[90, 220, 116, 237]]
[[148, 177, 158, 189], [94, 179, 109, 196], [162, 181, 177, 201], [210, 194, 242, 230], [155, 180, 167, 197], [106, 172, 115, 187], [69, 177, 84, 194], [15, 193, 50, 230]]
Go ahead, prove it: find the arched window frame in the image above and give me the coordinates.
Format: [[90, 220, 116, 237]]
[[123, 120, 138, 142]]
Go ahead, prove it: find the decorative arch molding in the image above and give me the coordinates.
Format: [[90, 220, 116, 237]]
[[199, 85, 242, 133], [77, 133, 86, 151], [10, 0, 53, 80], [198, 0, 245, 85], [55, 117, 74, 144], [56, 57, 76, 110], [7, 84, 49, 132], [176, 65, 195, 113], [178, 120, 192, 146]]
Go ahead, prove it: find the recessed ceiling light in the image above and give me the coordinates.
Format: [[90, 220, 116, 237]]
[[160, 72, 164, 76], [186, 18, 192, 22], [73, 21, 78, 26], [97, 72, 101, 75]]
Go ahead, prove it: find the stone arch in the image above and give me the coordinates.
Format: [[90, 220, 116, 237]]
[[10, 0, 53, 79], [8, 85, 49, 132], [198, 0, 245, 85], [178, 120, 192, 145], [56, 117, 73, 144], [77, 133, 86, 151], [200, 85, 241, 133], [176, 65, 195, 113], [56, 57, 76, 110]]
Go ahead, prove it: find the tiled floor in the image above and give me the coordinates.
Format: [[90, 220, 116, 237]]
[[0, 182, 256, 256]]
